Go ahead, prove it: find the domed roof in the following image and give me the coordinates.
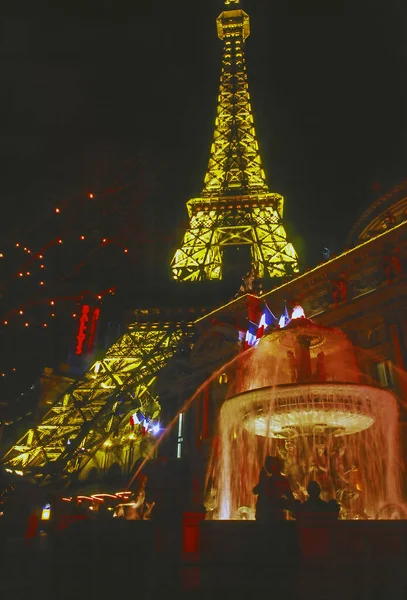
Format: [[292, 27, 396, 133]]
[[347, 180, 407, 247]]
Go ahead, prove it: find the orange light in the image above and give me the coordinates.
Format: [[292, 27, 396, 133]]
[[58, 239, 63, 244], [124, 249, 128, 253], [26, 272, 30, 276], [4, 321, 8, 325], [27, 249, 31, 254], [19, 310, 23, 315], [89, 193, 94, 199], [97, 295, 102, 300], [23, 247, 27, 251], [1, 373, 5, 377], [102, 238, 107, 243], [16, 243, 19, 247], [72, 313, 77, 318], [0, 253, 4, 258], [39, 255, 43, 259], [12, 368, 16, 371], [19, 273, 23, 277], [51, 313, 55, 317], [40, 264, 44, 268], [55, 208, 60, 213], [50, 301, 55, 305], [40, 281, 44, 285], [80, 235, 85, 240], [43, 323, 47, 327], [24, 322, 29, 327]]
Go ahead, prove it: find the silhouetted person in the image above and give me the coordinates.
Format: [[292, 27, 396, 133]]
[[295, 480, 340, 564], [296, 480, 340, 517], [253, 456, 294, 522]]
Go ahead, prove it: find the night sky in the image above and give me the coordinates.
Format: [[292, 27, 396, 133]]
[[2, 0, 406, 263], [0, 0, 406, 400]]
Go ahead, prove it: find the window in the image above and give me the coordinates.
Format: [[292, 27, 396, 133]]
[[177, 412, 184, 459], [376, 361, 393, 388], [218, 373, 228, 384]]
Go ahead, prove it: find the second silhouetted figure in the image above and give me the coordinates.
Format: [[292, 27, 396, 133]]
[[253, 455, 294, 522]]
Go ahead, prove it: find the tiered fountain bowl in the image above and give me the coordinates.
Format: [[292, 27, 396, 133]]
[[212, 316, 405, 520]]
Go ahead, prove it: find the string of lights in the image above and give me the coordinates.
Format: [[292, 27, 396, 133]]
[[0, 156, 149, 410], [1, 287, 116, 328], [0, 368, 18, 379], [0, 227, 122, 327]]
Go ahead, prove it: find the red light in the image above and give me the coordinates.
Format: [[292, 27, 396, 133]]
[[40, 264, 44, 268], [55, 208, 60, 213], [72, 313, 77, 318], [80, 235, 85, 240], [76, 304, 90, 355], [38, 255, 43, 259], [24, 322, 29, 327], [19, 273, 23, 277], [19, 310, 23, 315], [102, 238, 107, 243], [12, 368, 16, 371], [87, 307, 100, 353], [43, 323, 47, 327], [50, 301, 55, 305], [58, 239, 63, 244], [124, 249, 128, 253], [89, 193, 94, 199], [40, 281, 44, 285], [27, 249, 31, 253], [97, 295, 102, 300]]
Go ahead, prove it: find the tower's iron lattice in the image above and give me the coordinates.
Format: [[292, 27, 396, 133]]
[[171, 0, 299, 282], [2, 1, 298, 484], [3, 320, 192, 484]]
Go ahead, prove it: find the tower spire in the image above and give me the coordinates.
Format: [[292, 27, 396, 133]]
[[171, 3, 299, 283], [202, 0, 267, 196]]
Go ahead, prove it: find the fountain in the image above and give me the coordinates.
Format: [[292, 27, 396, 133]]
[[207, 310, 407, 520]]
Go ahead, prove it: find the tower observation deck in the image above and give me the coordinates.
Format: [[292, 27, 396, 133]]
[[171, 0, 299, 282]]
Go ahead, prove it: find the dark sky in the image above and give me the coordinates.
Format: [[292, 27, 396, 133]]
[[1, 0, 406, 269]]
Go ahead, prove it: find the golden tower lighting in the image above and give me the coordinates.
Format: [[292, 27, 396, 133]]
[[1, 1, 298, 484], [2, 319, 191, 481], [171, 0, 299, 282]]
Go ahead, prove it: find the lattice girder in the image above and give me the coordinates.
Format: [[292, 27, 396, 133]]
[[171, 199, 298, 281], [202, 6, 266, 197], [2, 323, 188, 481]]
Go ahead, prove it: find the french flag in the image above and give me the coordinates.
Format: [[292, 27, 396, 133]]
[[256, 304, 277, 340], [238, 327, 247, 343], [279, 303, 291, 328], [245, 320, 259, 349]]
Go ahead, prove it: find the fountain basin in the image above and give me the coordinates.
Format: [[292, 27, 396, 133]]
[[221, 382, 396, 438]]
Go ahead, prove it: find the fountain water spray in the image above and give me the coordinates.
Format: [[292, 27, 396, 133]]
[[208, 311, 406, 520]]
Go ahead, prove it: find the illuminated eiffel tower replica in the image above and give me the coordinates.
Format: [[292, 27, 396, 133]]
[[1, 0, 298, 486], [171, 0, 298, 283]]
